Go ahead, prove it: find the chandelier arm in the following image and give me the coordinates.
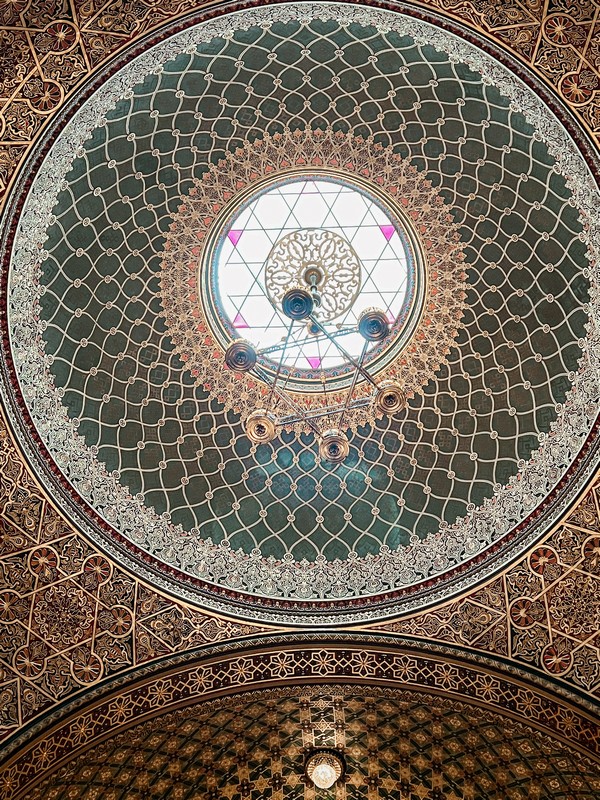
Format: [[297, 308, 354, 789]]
[[318, 329, 327, 404], [267, 319, 295, 409], [275, 334, 303, 409], [254, 365, 322, 438], [308, 315, 379, 388], [339, 340, 369, 430], [277, 397, 373, 426]]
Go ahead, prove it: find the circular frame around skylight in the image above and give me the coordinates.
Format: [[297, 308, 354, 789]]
[[162, 128, 465, 433]]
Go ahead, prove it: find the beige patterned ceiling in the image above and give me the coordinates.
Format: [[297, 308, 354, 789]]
[[0, 0, 599, 797], [25, 689, 600, 800]]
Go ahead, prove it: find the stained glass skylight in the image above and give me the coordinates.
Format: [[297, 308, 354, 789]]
[[212, 178, 414, 377]]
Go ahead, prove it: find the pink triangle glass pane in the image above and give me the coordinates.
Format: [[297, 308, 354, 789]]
[[380, 225, 395, 241], [228, 230, 244, 246], [307, 357, 321, 370], [233, 313, 249, 329]]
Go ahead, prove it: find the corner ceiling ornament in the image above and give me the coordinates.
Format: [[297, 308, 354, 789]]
[[3, 2, 600, 621], [160, 127, 467, 446]]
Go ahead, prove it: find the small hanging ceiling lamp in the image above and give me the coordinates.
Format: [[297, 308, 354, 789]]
[[305, 749, 345, 789]]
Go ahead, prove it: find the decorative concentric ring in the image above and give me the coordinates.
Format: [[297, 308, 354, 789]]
[[160, 127, 467, 432]]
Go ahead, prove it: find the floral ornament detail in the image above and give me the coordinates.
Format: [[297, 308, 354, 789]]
[[33, 21, 78, 54], [0, 521, 29, 554], [28, 546, 59, 580], [148, 607, 194, 648], [23, 79, 63, 113], [541, 642, 573, 675], [83, 554, 112, 586], [509, 597, 545, 628], [528, 546, 558, 575], [560, 71, 599, 104], [33, 584, 94, 647], [71, 650, 103, 684], [269, 774, 284, 791], [4, 496, 43, 533], [0, 591, 27, 623], [582, 536, 600, 572], [543, 15, 589, 48], [548, 573, 600, 638], [71, 715, 96, 745], [1, 0, 29, 18], [98, 606, 133, 637], [160, 127, 467, 434], [13, 641, 48, 678]]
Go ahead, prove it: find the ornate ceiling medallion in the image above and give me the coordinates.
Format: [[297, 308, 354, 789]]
[[160, 128, 468, 434], [265, 228, 362, 324]]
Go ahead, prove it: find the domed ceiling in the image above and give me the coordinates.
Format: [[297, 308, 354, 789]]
[[3, 3, 599, 623], [25, 688, 600, 800]]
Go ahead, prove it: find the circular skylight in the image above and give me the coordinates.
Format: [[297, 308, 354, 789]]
[[213, 178, 414, 375]]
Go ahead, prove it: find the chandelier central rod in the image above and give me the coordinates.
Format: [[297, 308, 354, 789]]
[[267, 319, 295, 409], [339, 340, 368, 429]]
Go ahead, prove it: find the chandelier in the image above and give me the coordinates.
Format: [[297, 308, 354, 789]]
[[304, 749, 345, 789], [223, 253, 407, 464]]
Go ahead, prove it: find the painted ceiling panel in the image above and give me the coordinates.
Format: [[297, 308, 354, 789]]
[[4, 4, 598, 623]]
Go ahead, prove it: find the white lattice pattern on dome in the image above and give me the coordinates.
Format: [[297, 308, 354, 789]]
[[215, 178, 410, 372], [7, 2, 598, 618]]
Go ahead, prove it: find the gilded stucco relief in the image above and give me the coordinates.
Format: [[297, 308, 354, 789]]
[[371, 474, 600, 696], [0, 0, 598, 792], [0, 410, 272, 742]]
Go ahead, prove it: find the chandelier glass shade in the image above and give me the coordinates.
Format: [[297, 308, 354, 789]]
[[305, 750, 345, 789]]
